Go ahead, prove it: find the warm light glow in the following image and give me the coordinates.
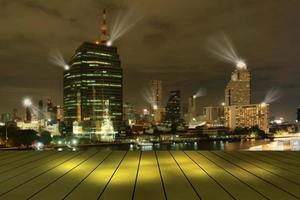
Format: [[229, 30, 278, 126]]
[[106, 40, 112, 46], [221, 102, 225, 106], [64, 64, 70, 70], [23, 98, 32, 107], [236, 59, 247, 69], [153, 105, 158, 110], [260, 102, 267, 107]]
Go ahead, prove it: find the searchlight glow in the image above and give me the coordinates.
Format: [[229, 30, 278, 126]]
[[23, 98, 32, 107], [106, 40, 112, 46], [109, 5, 142, 44], [64, 65, 70, 70], [236, 59, 247, 69], [207, 33, 246, 70], [263, 88, 282, 104], [193, 88, 207, 98], [49, 50, 70, 71], [260, 102, 267, 107]]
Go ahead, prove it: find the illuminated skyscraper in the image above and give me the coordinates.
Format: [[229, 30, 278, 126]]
[[150, 80, 163, 123], [64, 10, 123, 136], [225, 66, 251, 106], [224, 63, 269, 132], [165, 90, 181, 124]]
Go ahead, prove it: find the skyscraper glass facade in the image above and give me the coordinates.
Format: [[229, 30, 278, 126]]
[[64, 42, 123, 136]]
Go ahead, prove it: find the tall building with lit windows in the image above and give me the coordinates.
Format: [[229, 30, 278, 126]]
[[224, 62, 269, 132], [225, 66, 251, 106], [150, 80, 163, 123], [165, 90, 181, 124], [63, 10, 123, 136]]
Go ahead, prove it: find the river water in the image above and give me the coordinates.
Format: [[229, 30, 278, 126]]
[[81, 137, 300, 151]]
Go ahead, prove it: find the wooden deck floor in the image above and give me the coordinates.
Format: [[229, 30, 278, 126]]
[[0, 151, 299, 200]]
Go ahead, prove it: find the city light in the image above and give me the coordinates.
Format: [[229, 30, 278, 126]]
[[260, 102, 267, 107], [72, 139, 78, 145], [23, 98, 32, 107], [109, 5, 142, 44], [106, 40, 112, 46], [207, 32, 246, 70], [49, 50, 70, 71], [64, 64, 70, 70], [193, 88, 207, 98], [263, 88, 282, 104], [141, 87, 156, 109], [236, 59, 247, 69]]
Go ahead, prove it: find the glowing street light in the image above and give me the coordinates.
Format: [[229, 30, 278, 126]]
[[23, 98, 32, 107], [221, 102, 225, 106]]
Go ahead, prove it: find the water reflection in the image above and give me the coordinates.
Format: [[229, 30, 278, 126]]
[[249, 137, 300, 151], [74, 137, 300, 151]]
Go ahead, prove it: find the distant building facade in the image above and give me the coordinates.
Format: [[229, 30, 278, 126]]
[[224, 104, 269, 133], [225, 68, 251, 106], [165, 90, 181, 124], [224, 63, 269, 132], [150, 80, 163, 123]]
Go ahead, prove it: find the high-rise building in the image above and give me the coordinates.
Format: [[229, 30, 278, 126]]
[[0, 113, 12, 123], [297, 107, 300, 122], [224, 62, 269, 132], [150, 80, 163, 123], [224, 104, 269, 133], [203, 106, 224, 126], [25, 107, 32, 122], [165, 90, 181, 124], [63, 10, 123, 137], [38, 99, 44, 120], [123, 102, 136, 126], [185, 96, 197, 124], [225, 67, 251, 106]]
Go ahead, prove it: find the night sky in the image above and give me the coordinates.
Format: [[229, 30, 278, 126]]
[[1, 0, 300, 120]]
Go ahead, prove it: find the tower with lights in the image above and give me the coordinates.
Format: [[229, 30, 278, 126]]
[[224, 61, 269, 132], [225, 61, 251, 106], [63, 10, 123, 138]]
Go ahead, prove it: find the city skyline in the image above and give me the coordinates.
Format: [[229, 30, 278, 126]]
[[1, 1, 300, 120]]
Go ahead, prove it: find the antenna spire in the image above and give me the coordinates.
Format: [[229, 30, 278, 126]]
[[99, 9, 110, 45]]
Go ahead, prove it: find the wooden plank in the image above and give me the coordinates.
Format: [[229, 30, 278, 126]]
[[156, 151, 199, 200], [99, 151, 141, 200], [0, 151, 36, 166], [0, 151, 67, 183], [244, 152, 300, 175], [29, 151, 110, 200], [0, 151, 55, 173], [217, 151, 300, 199], [0, 151, 82, 198], [171, 151, 233, 200], [208, 151, 298, 200], [190, 151, 265, 200], [133, 151, 165, 200], [236, 151, 300, 185], [65, 151, 126, 200]]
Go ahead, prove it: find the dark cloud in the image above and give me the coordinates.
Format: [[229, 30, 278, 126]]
[[0, 0, 300, 120]]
